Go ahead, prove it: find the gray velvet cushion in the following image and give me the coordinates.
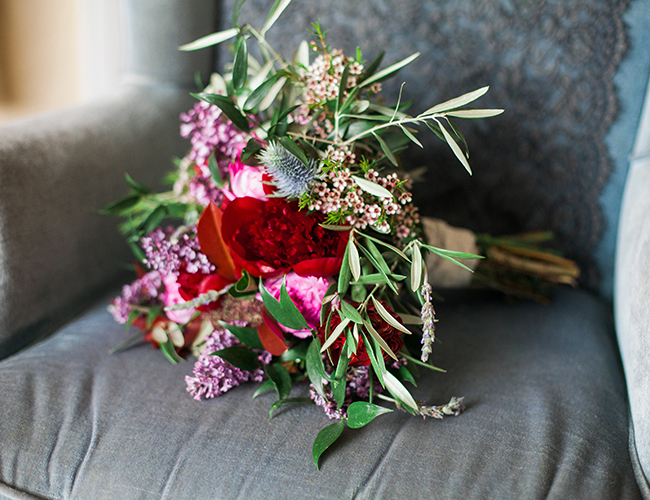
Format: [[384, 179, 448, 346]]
[[0, 288, 639, 499]]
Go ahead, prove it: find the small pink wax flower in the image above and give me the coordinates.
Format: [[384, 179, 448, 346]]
[[264, 273, 332, 338], [161, 274, 195, 324], [224, 159, 267, 201]]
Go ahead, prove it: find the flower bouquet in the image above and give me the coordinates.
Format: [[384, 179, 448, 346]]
[[105, 0, 577, 467]]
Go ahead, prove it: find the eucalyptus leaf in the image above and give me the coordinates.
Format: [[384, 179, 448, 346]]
[[421, 244, 482, 273], [313, 420, 345, 469], [350, 284, 367, 302], [371, 297, 411, 334], [363, 319, 398, 361], [410, 243, 423, 292], [232, 0, 248, 26], [244, 73, 282, 111], [347, 402, 393, 428], [338, 242, 351, 296], [399, 124, 423, 148], [362, 332, 385, 386], [262, 0, 292, 35], [220, 321, 264, 350], [259, 76, 286, 111], [321, 317, 351, 353], [265, 363, 292, 400], [359, 233, 408, 260], [191, 92, 250, 132], [384, 371, 419, 412], [179, 28, 239, 51], [339, 300, 364, 325], [351, 175, 393, 198], [446, 109, 504, 119], [439, 121, 472, 175], [372, 132, 398, 166], [348, 238, 361, 281], [358, 52, 420, 88], [424, 86, 489, 115]]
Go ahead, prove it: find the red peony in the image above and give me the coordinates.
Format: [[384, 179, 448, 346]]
[[220, 196, 349, 278], [318, 300, 405, 367], [176, 269, 232, 311]]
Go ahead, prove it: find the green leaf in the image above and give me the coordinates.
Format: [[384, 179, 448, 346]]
[[127, 239, 146, 263], [179, 28, 239, 51], [424, 86, 490, 115], [439, 121, 472, 175], [160, 338, 183, 364], [142, 206, 167, 235], [359, 232, 408, 260], [108, 328, 147, 355], [359, 50, 385, 84], [233, 270, 252, 293], [365, 239, 391, 275], [312, 420, 346, 469], [334, 343, 350, 380], [270, 397, 313, 418], [347, 402, 393, 428], [244, 73, 282, 111], [232, 36, 248, 89], [307, 338, 329, 398], [337, 63, 351, 111], [211, 345, 260, 371], [350, 283, 367, 302], [338, 241, 352, 296], [398, 364, 417, 387], [356, 245, 397, 294], [125, 173, 151, 194], [220, 321, 264, 350], [400, 351, 446, 373], [261, 0, 292, 35], [339, 301, 364, 325], [397, 313, 422, 325], [363, 319, 398, 361], [208, 151, 225, 188], [332, 378, 347, 408], [321, 317, 351, 353], [348, 238, 361, 281], [241, 139, 264, 162], [259, 280, 308, 330], [421, 244, 482, 273], [319, 224, 353, 231], [446, 109, 504, 119], [399, 124, 423, 148], [103, 194, 141, 215], [383, 371, 418, 412], [351, 175, 393, 198], [372, 132, 398, 166], [146, 304, 162, 329], [358, 52, 420, 88], [371, 297, 411, 334], [278, 137, 310, 169], [447, 119, 469, 159], [232, 0, 248, 26], [265, 363, 292, 400], [411, 243, 423, 292], [252, 379, 275, 399], [362, 332, 385, 386], [425, 120, 445, 141], [191, 92, 250, 132]]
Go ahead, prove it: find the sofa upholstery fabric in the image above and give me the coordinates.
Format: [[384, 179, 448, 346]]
[[0, 289, 639, 500]]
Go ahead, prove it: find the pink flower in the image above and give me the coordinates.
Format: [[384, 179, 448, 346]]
[[224, 159, 267, 201], [264, 272, 333, 338], [161, 274, 195, 324]]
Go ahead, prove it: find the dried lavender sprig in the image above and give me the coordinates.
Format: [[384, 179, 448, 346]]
[[417, 396, 465, 419], [420, 282, 435, 362]]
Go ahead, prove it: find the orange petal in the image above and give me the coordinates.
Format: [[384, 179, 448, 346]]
[[196, 202, 237, 282], [257, 311, 288, 356]]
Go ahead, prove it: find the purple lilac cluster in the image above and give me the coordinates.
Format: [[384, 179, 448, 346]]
[[108, 271, 163, 324], [185, 324, 271, 400], [309, 382, 350, 420], [140, 227, 215, 276], [180, 101, 248, 170], [347, 366, 384, 399], [188, 173, 224, 207]]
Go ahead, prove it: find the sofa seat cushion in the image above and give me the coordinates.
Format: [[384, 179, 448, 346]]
[[0, 289, 640, 500]]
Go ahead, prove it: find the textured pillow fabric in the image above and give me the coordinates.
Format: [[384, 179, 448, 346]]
[[0, 289, 640, 500]]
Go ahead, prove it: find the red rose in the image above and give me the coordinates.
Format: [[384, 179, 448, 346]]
[[318, 300, 405, 367], [220, 196, 349, 278]]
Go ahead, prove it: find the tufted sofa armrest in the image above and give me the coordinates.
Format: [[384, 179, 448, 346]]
[[615, 75, 650, 496], [0, 0, 218, 359]]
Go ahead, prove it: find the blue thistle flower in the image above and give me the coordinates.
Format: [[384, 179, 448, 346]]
[[259, 142, 320, 198]]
